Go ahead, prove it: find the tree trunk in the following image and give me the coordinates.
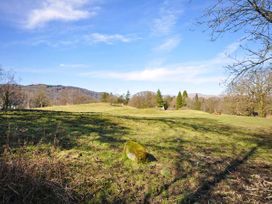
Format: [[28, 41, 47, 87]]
[[259, 93, 266, 117]]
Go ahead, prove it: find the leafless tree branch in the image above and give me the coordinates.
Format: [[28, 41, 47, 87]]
[[200, 0, 272, 81]]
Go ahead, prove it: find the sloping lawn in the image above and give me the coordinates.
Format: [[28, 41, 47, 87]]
[[0, 103, 271, 203]]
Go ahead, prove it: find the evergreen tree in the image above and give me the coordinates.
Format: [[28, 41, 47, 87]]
[[193, 93, 201, 110], [182, 90, 188, 106], [125, 90, 130, 105], [182, 90, 188, 98], [156, 89, 164, 108], [101, 92, 109, 102], [176, 91, 183, 109]]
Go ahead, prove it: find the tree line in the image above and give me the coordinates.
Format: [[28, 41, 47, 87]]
[[125, 70, 272, 117], [1, 67, 271, 117], [127, 90, 201, 111], [1, 68, 271, 117]]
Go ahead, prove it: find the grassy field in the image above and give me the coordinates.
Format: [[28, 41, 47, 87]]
[[0, 103, 271, 203]]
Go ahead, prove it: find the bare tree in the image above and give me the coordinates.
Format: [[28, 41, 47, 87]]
[[202, 97, 222, 114], [227, 70, 272, 117], [0, 70, 24, 110], [128, 91, 156, 108], [0, 67, 3, 80], [33, 86, 50, 108], [70, 89, 92, 104], [201, 0, 272, 80]]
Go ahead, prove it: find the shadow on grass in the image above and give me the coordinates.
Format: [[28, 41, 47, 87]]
[[0, 110, 128, 151], [180, 146, 258, 204], [146, 153, 157, 162], [117, 115, 272, 150], [118, 116, 271, 203], [0, 111, 271, 203]]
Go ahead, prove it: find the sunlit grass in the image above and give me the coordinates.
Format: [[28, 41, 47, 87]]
[[1, 103, 271, 203]]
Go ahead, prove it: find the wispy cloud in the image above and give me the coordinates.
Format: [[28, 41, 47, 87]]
[[25, 0, 98, 29], [4, 32, 139, 47], [151, 0, 183, 35], [4, 36, 81, 48], [209, 41, 241, 64], [80, 65, 224, 84], [79, 42, 240, 84], [152, 14, 178, 35], [154, 36, 181, 52], [85, 33, 139, 44], [59, 63, 90, 68], [80, 66, 224, 84]]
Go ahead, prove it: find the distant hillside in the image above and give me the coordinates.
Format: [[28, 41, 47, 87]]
[[188, 93, 218, 99], [19, 84, 103, 107], [22, 84, 102, 100]]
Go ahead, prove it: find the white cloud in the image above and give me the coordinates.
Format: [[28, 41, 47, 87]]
[[210, 41, 241, 64], [25, 0, 98, 29], [80, 63, 219, 83], [151, 0, 183, 35], [4, 32, 139, 48], [79, 42, 240, 84], [85, 33, 138, 44], [80, 66, 224, 84], [154, 36, 181, 52], [82, 68, 175, 81]]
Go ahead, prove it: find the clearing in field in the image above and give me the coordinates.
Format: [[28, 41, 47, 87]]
[[0, 103, 271, 203]]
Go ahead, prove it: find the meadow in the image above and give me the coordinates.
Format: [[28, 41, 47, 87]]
[[0, 103, 271, 203]]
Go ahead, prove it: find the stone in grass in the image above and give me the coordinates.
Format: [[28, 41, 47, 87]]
[[124, 141, 147, 162], [124, 141, 157, 162]]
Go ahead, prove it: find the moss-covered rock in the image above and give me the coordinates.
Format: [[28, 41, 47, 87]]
[[124, 141, 148, 162]]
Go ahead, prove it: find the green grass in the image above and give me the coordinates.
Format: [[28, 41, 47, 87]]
[[0, 103, 271, 203]]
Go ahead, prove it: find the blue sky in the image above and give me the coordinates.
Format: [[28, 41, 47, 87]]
[[0, 0, 243, 95]]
